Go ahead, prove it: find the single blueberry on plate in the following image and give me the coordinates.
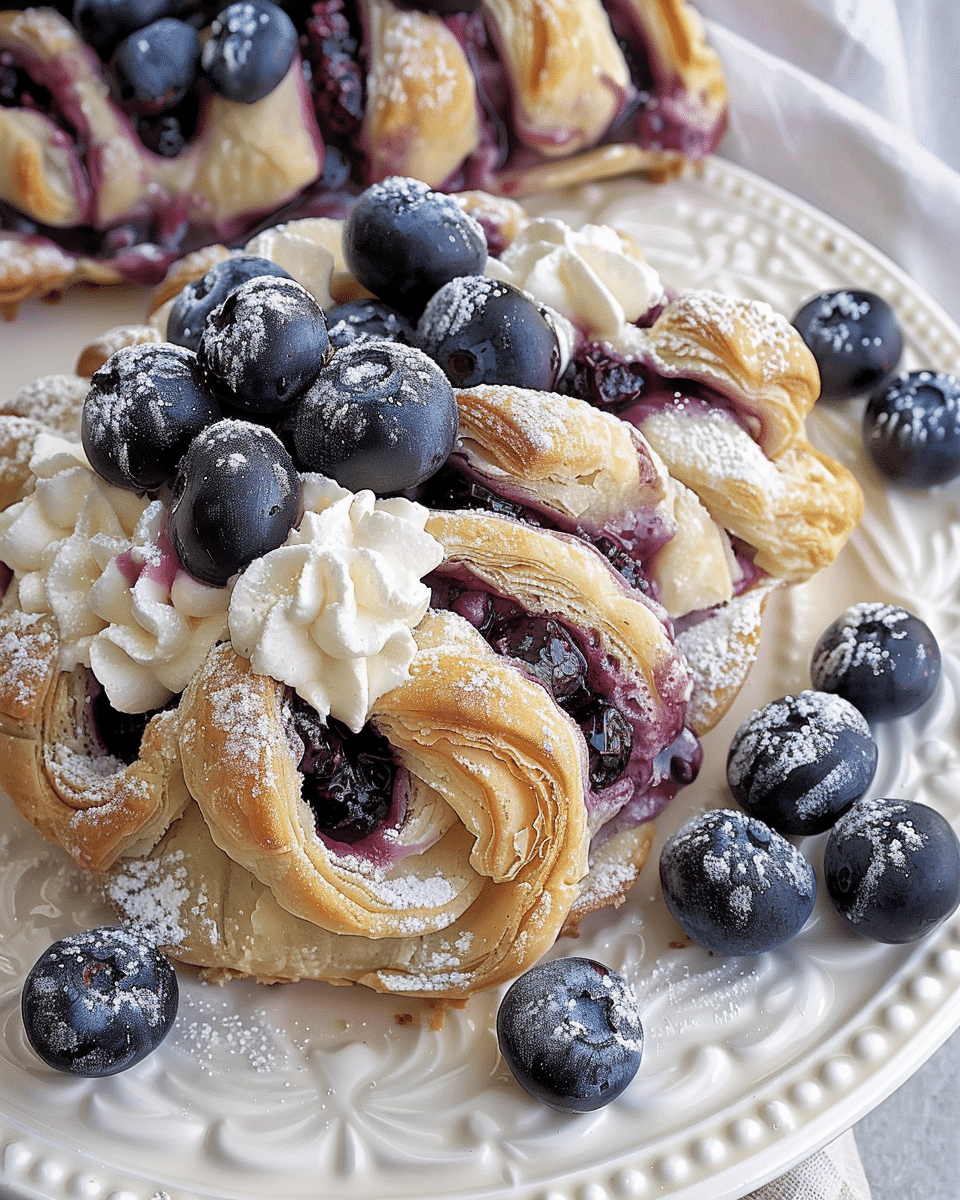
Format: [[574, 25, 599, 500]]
[[198, 275, 330, 416], [21, 925, 178, 1076], [810, 602, 941, 723], [169, 418, 300, 587], [342, 176, 487, 317], [862, 370, 960, 487], [168, 255, 293, 352], [659, 809, 816, 955], [496, 957, 643, 1112], [108, 17, 201, 114], [727, 690, 878, 836], [281, 340, 458, 494], [417, 276, 562, 391], [82, 341, 221, 492], [201, 0, 299, 103], [825, 797, 960, 943], [791, 289, 903, 402]]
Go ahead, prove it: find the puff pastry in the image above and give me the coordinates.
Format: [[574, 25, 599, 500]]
[[0, 0, 725, 306]]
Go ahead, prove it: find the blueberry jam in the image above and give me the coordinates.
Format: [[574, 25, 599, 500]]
[[90, 681, 167, 766], [428, 568, 696, 811], [290, 694, 397, 845]]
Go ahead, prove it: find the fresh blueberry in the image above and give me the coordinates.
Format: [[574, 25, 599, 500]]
[[168, 418, 300, 587], [82, 342, 221, 492], [791, 289, 903, 403], [108, 17, 200, 113], [21, 925, 178, 1077], [167, 254, 293, 352], [727, 690, 878, 836], [291, 696, 396, 843], [417, 276, 562, 391], [825, 798, 960, 943], [324, 298, 417, 351], [496, 957, 643, 1112], [201, 0, 299, 104], [810, 602, 941, 723], [659, 809, 817, 955], [72, 0, 173, 55], [281, 340, 458, 494], [342, 176, 487, 318], [862, 370, 960, 487], [197, 275, 330, 416]]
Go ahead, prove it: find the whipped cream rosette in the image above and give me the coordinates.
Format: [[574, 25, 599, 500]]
[[0, 185, 863, 998]]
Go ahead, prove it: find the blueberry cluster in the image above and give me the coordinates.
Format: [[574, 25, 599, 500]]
[[661, 600, 954, 956], [82, 217, 471, 586], [71, 0, 299, 156], [791, 288, 960, 487]]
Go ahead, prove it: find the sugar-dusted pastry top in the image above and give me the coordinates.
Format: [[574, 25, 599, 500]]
[[0, 188, 863, 996], [0, 0, 726, 306]]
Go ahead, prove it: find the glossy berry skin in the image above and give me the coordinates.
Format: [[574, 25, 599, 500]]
[[167, 255, 293, 352], [418, 276, 562, 392], [168, 419, 300, 587], [342, 176, 487, 317], [198, 275, 330, 416], [82, 342, 221, 492], [659, 809, 816, 956], [810, 602, 941, 723], [825, 798, 960, 943], [21, 926, 178, 1077], [325, 298, 417, 351], [108, 18, 200, 114], [496, 957, 643, 1112], [201, 0, 299, 104], [71, 0, 172, 55], [282, 340, 458, 494], [727, 690, 878, 836], [791, 289, 903, 403], [862, 370, 960, 487]]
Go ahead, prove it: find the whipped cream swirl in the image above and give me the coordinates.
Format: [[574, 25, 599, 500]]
[[487, 216, 664, 344], [229, 476, 444, 732]]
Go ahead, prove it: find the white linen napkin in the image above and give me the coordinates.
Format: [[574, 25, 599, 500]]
[[686, 5, 960, 1197]]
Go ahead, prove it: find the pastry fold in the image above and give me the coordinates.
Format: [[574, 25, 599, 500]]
[[178, 611, 590, 952]]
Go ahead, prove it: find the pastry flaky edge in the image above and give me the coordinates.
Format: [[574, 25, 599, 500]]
[[0, 0, 726, 307]]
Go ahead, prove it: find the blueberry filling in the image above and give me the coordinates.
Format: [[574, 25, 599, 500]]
[[290, 694, 397, 844], [89, 681, 172, 765]]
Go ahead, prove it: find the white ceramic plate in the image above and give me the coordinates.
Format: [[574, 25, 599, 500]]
[[1, 157, 960, 1200]]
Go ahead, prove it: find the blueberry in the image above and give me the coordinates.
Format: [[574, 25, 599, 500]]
[[168, 255, 293, 352], [72, 0, 173, 55], [496, 957, 643, 1112], [168, 418, 301, 586], [201, 0, 299, 104], [810, 602, 941, 723], [324, 298, 417, 351], [417, 276, 562, 391], [791, 289, 903, 402], [108, 17, 200, 113], [281, 340, 458, 494], [659, 809, 816, 955], [21, 925, 178, 1076], [727, 690, 878, 836], [197, 275, 330, 416], [82, 342, 220, 492], [862, 370, 960, 487], [342, 176, 487, 318], [825, 798, 960, 943]]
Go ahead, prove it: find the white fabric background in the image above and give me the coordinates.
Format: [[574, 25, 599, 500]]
[[691, 4, 959, 1196], [694, 0, 960, 325]]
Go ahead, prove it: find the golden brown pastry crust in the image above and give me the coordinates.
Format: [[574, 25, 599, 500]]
[[0, 610, 189, 870]]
